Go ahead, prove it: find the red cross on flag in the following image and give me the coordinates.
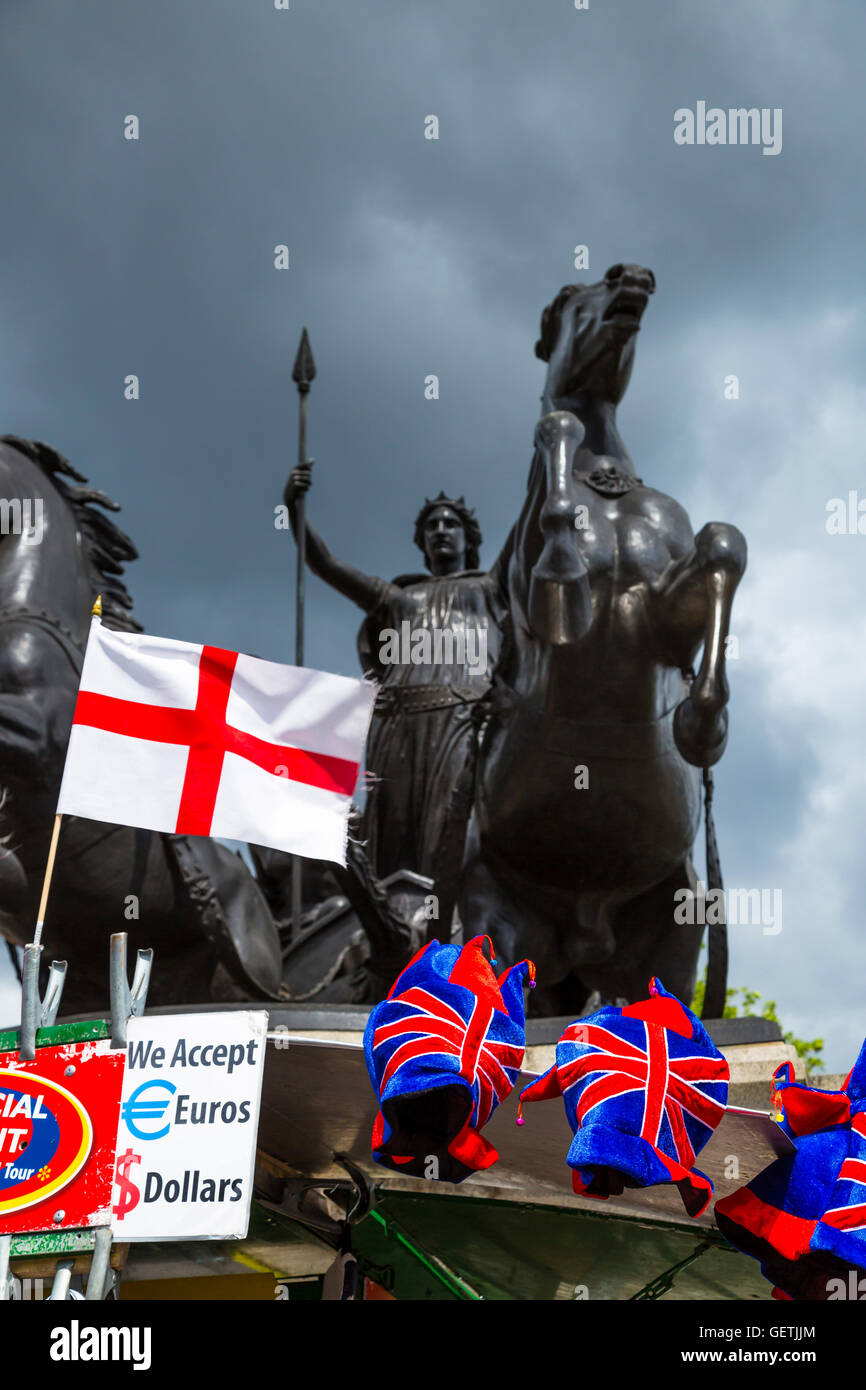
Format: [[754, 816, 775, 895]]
[[56, 618, 375, 864]]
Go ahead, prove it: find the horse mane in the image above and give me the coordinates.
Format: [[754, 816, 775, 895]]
[[0, 435, 141, 632], [535, 284, 581, 363]]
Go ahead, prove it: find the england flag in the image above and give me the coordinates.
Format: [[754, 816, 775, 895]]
[[57, 617, 375, 864]]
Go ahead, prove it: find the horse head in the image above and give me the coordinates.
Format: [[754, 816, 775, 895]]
[[506, 265, 658, 650], [536, 264, 655, 453]]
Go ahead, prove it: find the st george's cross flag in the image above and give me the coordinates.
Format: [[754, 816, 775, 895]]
[[56, 617, 376, 864]]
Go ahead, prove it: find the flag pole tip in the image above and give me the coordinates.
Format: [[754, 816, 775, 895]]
[[92, 595, 102, 618]]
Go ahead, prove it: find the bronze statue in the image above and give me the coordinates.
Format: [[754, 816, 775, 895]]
[[282, 467, 509, 884], [459, 264, 746, 1013], [0, 435, 284, 1012], [0, 263, 745, 1019]]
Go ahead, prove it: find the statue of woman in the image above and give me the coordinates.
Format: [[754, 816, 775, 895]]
[[284, 464, 509, 884]]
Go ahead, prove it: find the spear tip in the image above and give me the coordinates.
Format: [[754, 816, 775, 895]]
[[292, 326, 316, 389]]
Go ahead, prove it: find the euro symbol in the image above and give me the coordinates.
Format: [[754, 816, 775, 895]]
[[122, 1080, 177, 1140]]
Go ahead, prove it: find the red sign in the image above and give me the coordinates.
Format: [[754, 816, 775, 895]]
[[0, 1039, 124, 1234]]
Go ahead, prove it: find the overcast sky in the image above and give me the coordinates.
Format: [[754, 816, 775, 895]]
[[1, 0, 864, 1070]]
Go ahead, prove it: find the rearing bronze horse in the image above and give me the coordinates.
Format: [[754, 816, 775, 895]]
[[459, 265, 746, 1014]]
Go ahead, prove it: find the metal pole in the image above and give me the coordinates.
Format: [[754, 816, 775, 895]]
[[47, 1260, 75, 1301], [110, 932, 153, 1049], [0, 1236, 12, 1300], [20, 944, 67, 1061], [290, 328, 316, 934], [85, 1226, 114, 1300]]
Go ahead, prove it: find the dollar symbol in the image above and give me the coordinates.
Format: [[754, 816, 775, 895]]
[[112, 1148, 142, 1220]]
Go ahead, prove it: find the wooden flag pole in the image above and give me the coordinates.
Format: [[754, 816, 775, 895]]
[[32, 813, 62, 950], [31, 595, 101, 949]]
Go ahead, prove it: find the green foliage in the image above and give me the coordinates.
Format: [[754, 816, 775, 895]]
[[691, 976, 824, 1075]]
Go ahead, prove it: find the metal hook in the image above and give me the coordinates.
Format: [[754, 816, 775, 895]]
[[110, 932, 153, 1049], [334, 1153, 374, 1225], [19, 943, 67, 1061]]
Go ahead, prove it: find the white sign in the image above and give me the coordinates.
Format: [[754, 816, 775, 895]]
[[110, 1011, 267, 1241]]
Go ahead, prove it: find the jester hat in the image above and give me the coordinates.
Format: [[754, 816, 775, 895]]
[[518, 977, 729, 1216], [364, 935, 534, 1183], [714, 1041, 866, 1300]]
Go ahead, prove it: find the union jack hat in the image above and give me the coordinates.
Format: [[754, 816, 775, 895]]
[[518, 977, 729, 1216], [714, 1041, 866, 1299], [364, 935, 535, 1183]]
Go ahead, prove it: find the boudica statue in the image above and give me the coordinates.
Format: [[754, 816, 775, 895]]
[[282, 467, 509, 886], [284, 264, 746, 1016], [0, 264, 745, 1017]]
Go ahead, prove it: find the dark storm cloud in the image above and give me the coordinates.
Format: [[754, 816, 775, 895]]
[[1, 0, 865, 1065]]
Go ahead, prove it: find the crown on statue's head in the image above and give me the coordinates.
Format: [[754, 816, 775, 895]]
[[413, 492, 482, 570]]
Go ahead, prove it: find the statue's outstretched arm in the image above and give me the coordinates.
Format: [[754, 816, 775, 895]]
[[305, 522, 393, 612], [285, 463, 393, 614]]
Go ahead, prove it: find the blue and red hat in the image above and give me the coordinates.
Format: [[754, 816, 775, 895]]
[[517, 978, 729, 1216], [364, 935, 535, 1183], [714, 1041, 866, 1300]]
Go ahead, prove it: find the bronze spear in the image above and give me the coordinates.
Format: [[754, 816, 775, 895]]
[[290, 326, 316, 932], [292, 326, 316, 665]]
